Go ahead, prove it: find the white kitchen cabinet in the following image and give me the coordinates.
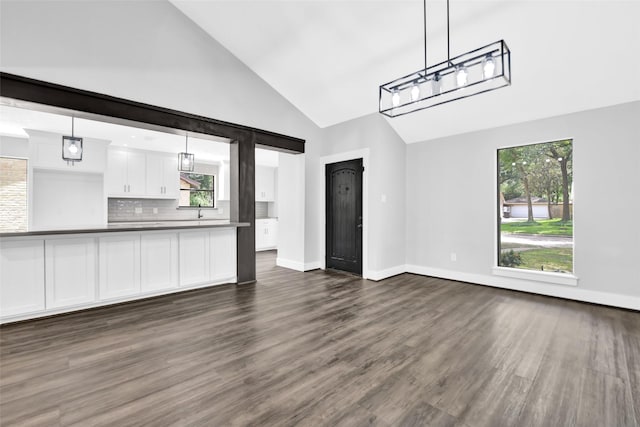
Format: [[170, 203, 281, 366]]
[[0, 240, 45, 317], [99, 235, 141, 300], [256, 166, 275, 201], [141, 233, 178, 292], [255, 218, 277, 251], [146, 154, 179, 199], [106, 149, 146, 196], [45, 238, 97, 309], [179, 232, 211, 287], [210, 228, 236, 281]]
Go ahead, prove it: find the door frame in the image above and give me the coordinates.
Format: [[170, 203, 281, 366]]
[[319, 148, 369, 279]]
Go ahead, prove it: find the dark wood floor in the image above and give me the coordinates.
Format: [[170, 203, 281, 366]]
[[1, 251, 639, 426]]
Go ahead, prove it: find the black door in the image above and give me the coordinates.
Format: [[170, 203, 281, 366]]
[[326, 159, 363, 275]]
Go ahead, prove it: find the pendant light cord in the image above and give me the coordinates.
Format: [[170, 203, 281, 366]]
[[423, 0, 427, 72], [185, 134, 189, 152], [71, 117, 74, 137]]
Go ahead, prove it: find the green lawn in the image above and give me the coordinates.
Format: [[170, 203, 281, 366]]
[[500, 219, 573, 236], [517, 248, 573, 273]]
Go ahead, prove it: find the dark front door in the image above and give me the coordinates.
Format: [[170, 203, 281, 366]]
[[326, 158, 363, 275]]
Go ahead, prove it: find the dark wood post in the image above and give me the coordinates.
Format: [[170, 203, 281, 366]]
[[230, 138, 256, 284]]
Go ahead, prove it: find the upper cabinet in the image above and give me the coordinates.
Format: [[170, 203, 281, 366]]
[[27, 130, 108, 173], [107, 148, 178, 199], [146, 153, 179, 199], [256, 165, 275, 201], [106, 149, 146, 196]]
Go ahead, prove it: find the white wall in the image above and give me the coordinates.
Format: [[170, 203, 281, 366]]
[[406, 101, 640, 308], [318, 114, 407, 277], [277, 152, 306, 270], [0, 136, 28, 158]]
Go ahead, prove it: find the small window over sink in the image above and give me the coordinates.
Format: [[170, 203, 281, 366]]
[[179, 173, 215, 208]]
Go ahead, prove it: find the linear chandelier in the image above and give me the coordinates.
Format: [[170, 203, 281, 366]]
[[379, 0, 511, 117]]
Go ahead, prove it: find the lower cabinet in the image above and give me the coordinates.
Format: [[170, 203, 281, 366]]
[[45, 238, 97, 309], [211, 228, 237, 281], [256, 218, 278, 251], [1, 227, 238, 323], [179, 232, 211, 287], [141, 233, 179, 292], [99, 235, 141, 300], [0, 240, 45, 317]]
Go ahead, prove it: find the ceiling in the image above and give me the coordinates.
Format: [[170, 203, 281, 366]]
[[170, 0, 640, 143], [0, 105, 280, 166]]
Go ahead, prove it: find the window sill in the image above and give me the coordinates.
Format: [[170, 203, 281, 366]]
[[492, 266, 578, 287], [176, 207, 218, 210]]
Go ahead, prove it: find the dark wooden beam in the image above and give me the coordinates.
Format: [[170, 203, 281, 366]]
[[0, 72, 305, 154], [230, 139, 256, 284]]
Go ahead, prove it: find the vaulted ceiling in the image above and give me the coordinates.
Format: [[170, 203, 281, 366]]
[[170, 0, 639, 143]]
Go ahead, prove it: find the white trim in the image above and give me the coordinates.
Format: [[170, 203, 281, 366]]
[[304, 261, 321, 271], [276, 257, 304, 272], [319, 149, 370, 279], [0, 276, 236, 325], [492, 266, 578, 286], [406, 264, 639, 311], [368, 265, 406, 281]]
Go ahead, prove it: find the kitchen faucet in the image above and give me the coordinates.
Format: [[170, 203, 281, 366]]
[[198, 204, 204, 219]]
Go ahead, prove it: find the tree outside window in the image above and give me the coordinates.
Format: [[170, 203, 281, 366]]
[[498, 139, 573, 273], [179, 173, 215, 208]]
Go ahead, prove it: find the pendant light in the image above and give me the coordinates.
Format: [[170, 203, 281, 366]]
[[178, 134, 195, 172], [62, 116, 83, 164], [379, 0, 511, 117]]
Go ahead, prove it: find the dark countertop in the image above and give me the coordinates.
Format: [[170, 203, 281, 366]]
[[0, 220, 250, 238]]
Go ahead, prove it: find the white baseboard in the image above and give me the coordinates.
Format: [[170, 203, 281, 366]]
[[405, 264, 640, 311], [276, 257, 306, 272], [304, 261, 322, 271], [367, 265, 407, 281]]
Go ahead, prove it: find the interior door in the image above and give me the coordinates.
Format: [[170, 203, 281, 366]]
[[326, 158, 363, 275]]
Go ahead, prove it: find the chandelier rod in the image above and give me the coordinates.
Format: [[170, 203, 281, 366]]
[[423, 0, 427, 72], [447, 0, 451, 64]]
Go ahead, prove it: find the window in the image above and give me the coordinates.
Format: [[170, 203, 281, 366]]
[[0, 157, 28, 232], [497, 139, 573, 274], [179, 173, 215, 208]]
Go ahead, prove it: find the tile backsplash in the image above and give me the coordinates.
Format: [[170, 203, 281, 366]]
[[108, 198, 230, 222]]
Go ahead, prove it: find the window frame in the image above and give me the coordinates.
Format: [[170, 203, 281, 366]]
[[178, 172, 216, 209], [493, 137, 578, 286]]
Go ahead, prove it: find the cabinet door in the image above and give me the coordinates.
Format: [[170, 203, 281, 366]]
[[99, 235, 141, 300], [162, 156, 179, 198], [266, 219, 278, 248], [106, 149, 129, 196], [45, 238, 97, 309], [145, 154, 164, 197], [255, 220, 266, 250], [141, 233, 178, 292], [255, 166, 267, 201], [126, 151, 147, 196], [210, 228, 236, 281], [179, 232, 210, 287], [0, 240, 45, 317], [263, 167, 275, 201]]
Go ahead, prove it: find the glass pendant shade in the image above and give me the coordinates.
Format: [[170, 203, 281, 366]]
[[178, 135, 195, 172], [482, 55, 496, 78], [62, 136, 83, 161], [379, 40, 511, 117], [391, 91, 400, 107], [178, 152, 195, 172], [455, 66, 468, 87]]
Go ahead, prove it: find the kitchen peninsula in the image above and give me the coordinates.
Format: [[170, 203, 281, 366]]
[[0, 220, 249, 323]]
